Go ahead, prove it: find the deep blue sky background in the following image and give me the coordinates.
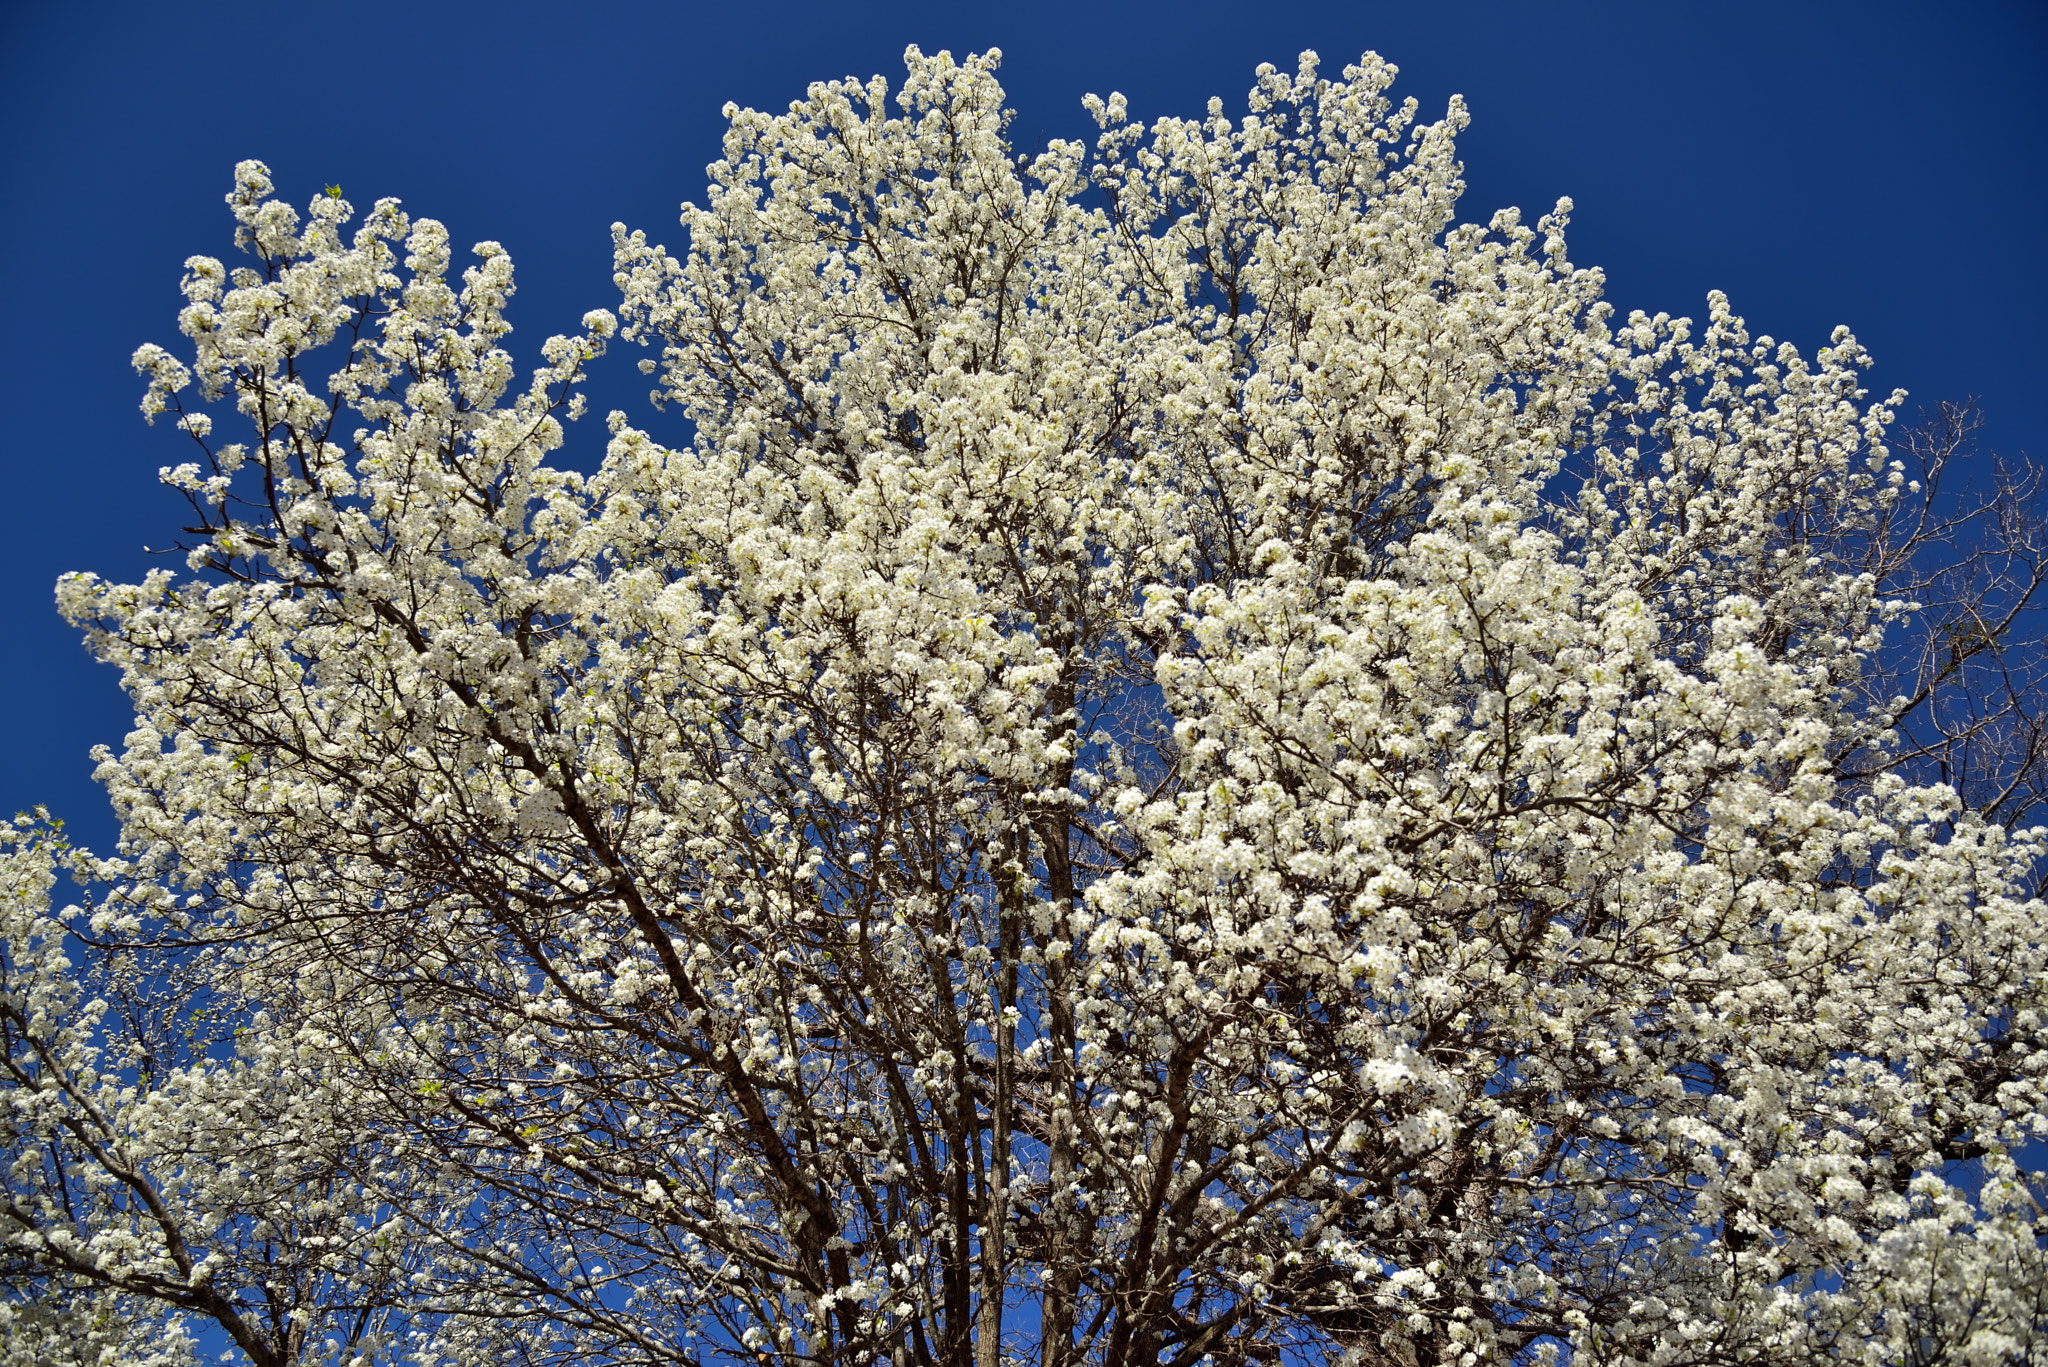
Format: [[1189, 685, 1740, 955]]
[[3, 0, 2044, 852]]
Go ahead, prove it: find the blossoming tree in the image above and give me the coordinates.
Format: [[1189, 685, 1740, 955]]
[[6, 46, 2047, 1367]]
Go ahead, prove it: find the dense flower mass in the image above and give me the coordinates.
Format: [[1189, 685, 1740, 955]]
[[4, 46, 2046, 1367]]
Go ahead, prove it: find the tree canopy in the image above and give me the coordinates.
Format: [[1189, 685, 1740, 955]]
[[5, 47, 2047, 1367]]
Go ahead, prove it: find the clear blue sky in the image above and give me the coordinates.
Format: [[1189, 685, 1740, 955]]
[[3, 0, 2044, 851]]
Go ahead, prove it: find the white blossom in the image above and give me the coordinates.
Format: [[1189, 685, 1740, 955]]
[[14, 45, 2047, 1367]]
